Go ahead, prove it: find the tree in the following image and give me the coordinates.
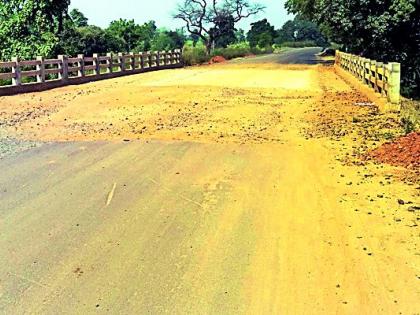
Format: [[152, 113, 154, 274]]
[[285, 0, 420, 97], [0, 0, 71, 59], [134, 21, 158, 51], [107, 19, 141, 52], [275, 16, 328, 46], [150, 29, 186, 51], [174, 0, 265, 53], [235, 28, 246, 42], [210, 14, 237, 48], [247, 19, 276, 48], [77, 26, 125, 56], [70, 8, 88, 27]]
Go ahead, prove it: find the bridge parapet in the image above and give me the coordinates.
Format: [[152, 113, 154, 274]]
[[0, 50, 183, 96], [335, 50, 400, 105]]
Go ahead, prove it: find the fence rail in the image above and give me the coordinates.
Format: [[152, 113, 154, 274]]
[[335, 50, 401, 104], [0, 49, 182, 96]]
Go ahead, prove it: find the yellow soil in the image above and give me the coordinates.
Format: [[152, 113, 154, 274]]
[[0, 62, 418, 314]]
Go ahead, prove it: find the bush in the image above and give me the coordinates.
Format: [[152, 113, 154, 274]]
[[280, 41, 317, 48], [212, 42, 252, 59], [182, 41, 274, 66], [182, 42, 209, 66]]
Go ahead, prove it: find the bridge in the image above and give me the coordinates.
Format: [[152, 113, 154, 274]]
[[0, 48, 418, 314]]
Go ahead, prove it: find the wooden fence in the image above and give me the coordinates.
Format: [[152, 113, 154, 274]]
[[0, 50, 182, 96], [335, 51, 401, 104]]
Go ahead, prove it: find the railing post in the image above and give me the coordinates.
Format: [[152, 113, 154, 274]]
[[58, 55, 68, 82], [11, 57, 21, 86], [156, 51, 161, 67], [388, 62, 401, 105], [129, 52, 135, 70], [118, 53, 125, 72], [93, 53, 100, 75], [174, 50, 178, 64], [106, 53, 113, 73], [140, 52, 144, 69], [36, 56, 45, 83], [147, 51, 152, 68], [77, 54, 85, 77]]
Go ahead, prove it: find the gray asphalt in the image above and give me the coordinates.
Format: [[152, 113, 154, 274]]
[[230, 47, 326, 64]]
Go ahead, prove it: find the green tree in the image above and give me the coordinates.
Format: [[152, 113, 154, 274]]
[[107, 19, 141, 52], [0, 0, 70, 59], [150, 29, 186, 51], [69, 8, 88, 27], [285, 0, 420, 97], [77, 26, 125, 56], [174, 0, 264, 54], [235, 29, 246, 43], [106, 19, 158, 52], [275, 16, 328, 46], [134, 21, 158, 51], [210, 14, 237, 48], [247, 19, 276, 48]]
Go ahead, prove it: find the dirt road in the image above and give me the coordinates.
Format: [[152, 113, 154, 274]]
[[0, 55, 419, 314]]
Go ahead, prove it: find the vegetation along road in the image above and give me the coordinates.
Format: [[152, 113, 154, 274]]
[[0, 49, 419, 314]]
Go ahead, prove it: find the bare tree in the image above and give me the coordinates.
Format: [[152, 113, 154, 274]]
[[174, 0, 265, 53]]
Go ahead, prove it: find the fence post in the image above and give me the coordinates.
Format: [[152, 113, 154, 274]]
[[129, 52, 135, 70], [36, 56, 45, 83], [58, 55, 68, 82], [156, 51, 161, 67], [140, 52, 144, 69], [388, 62, 401, 104], [147, 51, 152, 68], [118, 53, 125, 72], [93, 53, 100, 75], [106, 53, 113, 73], [174, 49, 179, 64], [11, 57, 21, 86], [77, 54, 85, 77]]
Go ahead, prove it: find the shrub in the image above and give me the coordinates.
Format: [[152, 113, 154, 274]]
[[280, 41, 317, 48], [211, 42, 252, 59], [182, 42, 209, 66]]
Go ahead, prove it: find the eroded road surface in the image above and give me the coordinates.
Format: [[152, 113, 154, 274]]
[[0, 52, 419, 314]]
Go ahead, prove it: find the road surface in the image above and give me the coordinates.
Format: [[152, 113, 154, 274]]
[[0, 56, 418, 314], [230, 47, 326, 64]]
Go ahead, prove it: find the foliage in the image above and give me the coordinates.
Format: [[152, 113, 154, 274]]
[[275, 16, 328, 46], [285, 0, 420, 98], [174, 0, 264, 53], [275, 40, 317, 48], [212, 42, 252, 59], [235, 29, 246, 43], [0, 0, 70, 60], [182, 40, 273, 66], [106, 19, 157, 52], [69, 8, 88, 27], [210, 15, 237, 48], [76, 26, 125, 56], [247, 19, 276, 48], [182, 41, 209, 65], [150, 29, 186, 51]]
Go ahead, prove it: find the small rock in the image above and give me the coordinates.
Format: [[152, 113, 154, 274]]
[[408, 206, 420, 212]]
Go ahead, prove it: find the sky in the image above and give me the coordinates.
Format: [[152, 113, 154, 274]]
[[69, 0, 293, 31]]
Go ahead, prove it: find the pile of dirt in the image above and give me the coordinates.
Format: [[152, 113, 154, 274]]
[[367, 132, 420, 169], [209, 56, 226, 64]]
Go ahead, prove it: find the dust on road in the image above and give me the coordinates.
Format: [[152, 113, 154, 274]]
[[0, 60, 418, 314]]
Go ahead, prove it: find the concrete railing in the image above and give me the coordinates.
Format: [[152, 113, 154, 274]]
[[0, 49, 182, 96], [335, 50, 401, 104]]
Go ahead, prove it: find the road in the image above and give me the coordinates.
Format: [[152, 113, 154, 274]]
[[0, 52, 419, 314], [230, 47, 326, 64]]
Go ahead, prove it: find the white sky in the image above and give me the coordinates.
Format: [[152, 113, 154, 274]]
[[69, 0, 293, 31]]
